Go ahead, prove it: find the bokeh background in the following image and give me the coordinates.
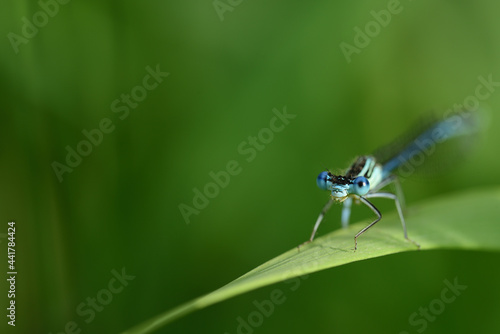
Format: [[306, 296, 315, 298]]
[[1, 1, 500, 333]]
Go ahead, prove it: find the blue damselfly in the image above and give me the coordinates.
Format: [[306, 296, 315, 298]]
[[305, 111, 480, 250]]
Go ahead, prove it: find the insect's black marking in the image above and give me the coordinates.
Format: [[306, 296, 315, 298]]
[[346, 156, 367, 179], [326, 171, 353, 185], [365, 160, 375, 179]]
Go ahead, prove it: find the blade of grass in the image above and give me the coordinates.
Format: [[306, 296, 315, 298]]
[[123, 187, 500, 334]]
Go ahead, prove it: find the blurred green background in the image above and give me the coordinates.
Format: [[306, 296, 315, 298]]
[[1, 0, 500, 333]]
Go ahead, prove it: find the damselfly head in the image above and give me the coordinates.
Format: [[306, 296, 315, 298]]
[[317, 171, 351, 201]]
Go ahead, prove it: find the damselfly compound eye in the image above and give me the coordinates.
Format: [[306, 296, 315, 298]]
[[316, 171, 330, 190], [353, 176, 370, 196]]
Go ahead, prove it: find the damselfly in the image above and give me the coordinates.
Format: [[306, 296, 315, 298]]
[[304, 111, 480, 250]]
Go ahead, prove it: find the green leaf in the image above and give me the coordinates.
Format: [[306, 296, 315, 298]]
[[122, 187, 500, 334]]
